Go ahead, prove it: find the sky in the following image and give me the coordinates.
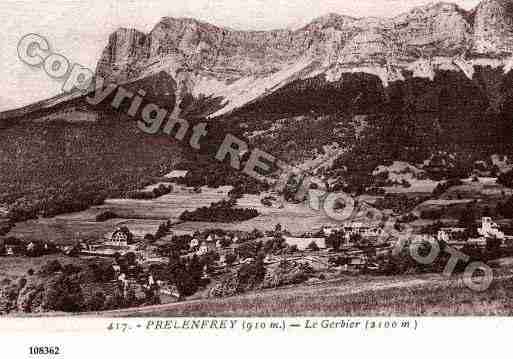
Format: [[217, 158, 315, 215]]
[[0, 0, 481, 111]]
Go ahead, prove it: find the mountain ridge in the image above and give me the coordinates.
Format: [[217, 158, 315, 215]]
[[93, 0, 513, 119]]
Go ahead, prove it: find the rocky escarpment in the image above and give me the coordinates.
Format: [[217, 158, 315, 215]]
[[96, 2, 477, 81], [93, 1, 513, 120], [96, 28, 149, 82], [473, 0, 513, 53]]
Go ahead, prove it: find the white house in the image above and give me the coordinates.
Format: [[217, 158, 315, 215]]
[[106, 228, 131, 247], [26, 242, 36, 252], [197, 243, 209, 256], [437, 230, 450, 242], [478, 217, 505, 240], [190, 238, 200, 249]]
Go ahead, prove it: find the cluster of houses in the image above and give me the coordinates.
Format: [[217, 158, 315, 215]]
[[319, 222, 386, 246], [78, 227, 170, 266], [5, 215, 511, 292], [404, 217, 513, 247], [189, 234, 235, 256], [1, 237, 59, 257]]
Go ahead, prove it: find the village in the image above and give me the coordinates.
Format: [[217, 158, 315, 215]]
[[1, 209, 510, 308]]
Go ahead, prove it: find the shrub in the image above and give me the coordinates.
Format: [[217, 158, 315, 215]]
[[228, 186, 245, 200], [86, 291, 106, 312], [420, 209, 443, 220], [307, 241, 320, 252], [127, 184, 173, 200], [237, 241, 263, 260], [261, 198, 273, 207], [398, 213, 418, 223], [87, 262, 115, 283], [262, 261, 314, 288], [288, 245, 299, 254], [95, 211, 117, 222], [42, 274, 84, 312], [39, 260, 63, 276], [153, 184, 173, 198], [432, 178, 463, 197], [104, 292, 125, 310], [326, 232, 344, 251], [127, 191, 155, 200], [458, 204, 478, 234], [498, 170, 513, 188], [236, 255, 266, 292], [486, 236, 502, 255], [0, 221, 13, 236], [497, 197, 513, 219], [225, 252, 237, 266], [17, 278, 27, 290], [144, 234, 156, 244], [62, 264, 82, 276], [155, 222, 171, 240], [263, 236, 286, 255]]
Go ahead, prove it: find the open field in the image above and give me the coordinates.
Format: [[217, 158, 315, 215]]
[[6, 218, 129, 245], [7, 184, 346, 244], [54, 185, 233, 222], [6, 185, 232, 244], [173, 193, 345, 235], [404, 178, 513, 232]]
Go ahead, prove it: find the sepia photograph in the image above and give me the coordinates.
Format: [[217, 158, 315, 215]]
[[2, 0, 513, 334]]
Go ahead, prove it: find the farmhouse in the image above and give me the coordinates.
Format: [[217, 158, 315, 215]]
[[81, 228, 138, 257], [106, 227, 135, 246]]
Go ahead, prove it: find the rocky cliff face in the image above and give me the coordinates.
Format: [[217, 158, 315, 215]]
[[95, 1, 513, 120], [473, 0, 513, 53], [96, 28, 149, 82]]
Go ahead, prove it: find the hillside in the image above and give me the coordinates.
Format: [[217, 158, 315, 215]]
[[90, 1, 513, 191], [4, 1, 513, 220], [0, 119, 184, 222], [76, 267, 513, 317]]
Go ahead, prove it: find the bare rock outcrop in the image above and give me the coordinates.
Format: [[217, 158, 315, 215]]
[[473, 0, 513, 53]]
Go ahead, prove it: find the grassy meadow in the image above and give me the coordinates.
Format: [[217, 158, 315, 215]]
[[82, 265, 513, 317]]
